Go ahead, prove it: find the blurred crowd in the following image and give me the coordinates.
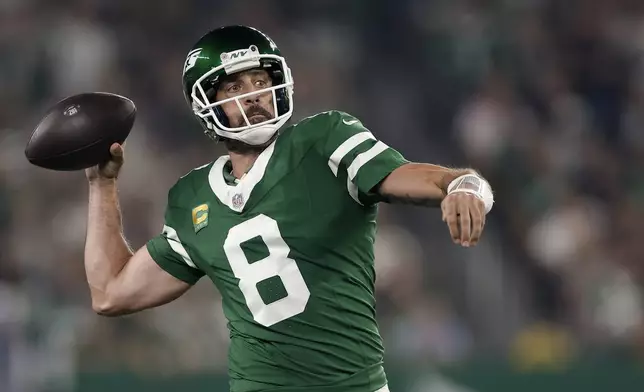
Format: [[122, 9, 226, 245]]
[[1, 0, 644, 390]]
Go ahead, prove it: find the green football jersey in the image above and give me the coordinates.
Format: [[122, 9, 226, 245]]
[[146, 110, 408, 392]]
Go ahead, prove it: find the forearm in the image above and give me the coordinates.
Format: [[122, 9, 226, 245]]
[[377, 163, 477, 206], [85, 179, 133, 307]]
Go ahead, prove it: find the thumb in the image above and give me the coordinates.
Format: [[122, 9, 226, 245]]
[[110, 143, 124, 159]]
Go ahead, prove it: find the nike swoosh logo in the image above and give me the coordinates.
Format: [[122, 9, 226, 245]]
[[342, 119, 359, 126]]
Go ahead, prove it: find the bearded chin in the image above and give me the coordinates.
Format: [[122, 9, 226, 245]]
[[239, 112, 274, 125], [249, 116, 268, 125]]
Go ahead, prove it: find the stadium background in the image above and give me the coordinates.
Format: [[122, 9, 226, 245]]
[[1, 0, 644, 390]]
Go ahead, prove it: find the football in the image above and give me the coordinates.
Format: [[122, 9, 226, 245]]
[[25, 92, 136, 171]]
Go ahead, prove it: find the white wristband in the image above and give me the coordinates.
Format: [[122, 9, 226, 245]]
[[447, 174, 494, 214]]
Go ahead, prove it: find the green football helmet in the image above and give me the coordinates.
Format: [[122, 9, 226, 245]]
[[182, 25, 294, 145]]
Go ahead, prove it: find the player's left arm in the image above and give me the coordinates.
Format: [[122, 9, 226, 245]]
[[316, 111, 493, 247], [376, 164, 494, 247]]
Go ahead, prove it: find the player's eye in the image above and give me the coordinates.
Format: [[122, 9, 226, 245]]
[[255, 79, 267, 88], [227, 84, 242, 94]]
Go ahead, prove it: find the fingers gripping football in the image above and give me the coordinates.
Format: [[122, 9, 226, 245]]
[[441, 193, 486, 247], [85, 143, 125, 182]]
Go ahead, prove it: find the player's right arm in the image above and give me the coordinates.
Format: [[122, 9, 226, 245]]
[[84, 143, 198, 316]]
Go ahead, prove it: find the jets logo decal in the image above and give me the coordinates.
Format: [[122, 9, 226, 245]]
[[184, 48, 203, 74]]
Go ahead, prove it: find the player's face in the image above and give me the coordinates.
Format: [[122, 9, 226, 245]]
[[215, 69, 275, 128]]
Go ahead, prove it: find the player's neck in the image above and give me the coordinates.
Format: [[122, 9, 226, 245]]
[[223, 135, 275, 179], [228, 150, 261, 179]]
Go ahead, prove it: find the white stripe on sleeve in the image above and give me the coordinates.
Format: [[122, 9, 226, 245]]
[[345, 141, 390, 204], [163, 225, 198, 269], [327, 132, 375, 176]]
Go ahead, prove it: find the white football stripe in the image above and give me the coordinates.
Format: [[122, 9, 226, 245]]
[[347, 141, 389, 180], [327, 132, 375, 176], [163, 225, 198, 269], [346, 141, 389, 205], [347, 177, 361, 204]]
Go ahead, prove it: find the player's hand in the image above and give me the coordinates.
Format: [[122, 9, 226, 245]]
[[85, 143, 125, 182], [441, 192, 486, 247]]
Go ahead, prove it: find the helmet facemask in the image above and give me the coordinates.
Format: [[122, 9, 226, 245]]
[[190, 45, 294, 146]]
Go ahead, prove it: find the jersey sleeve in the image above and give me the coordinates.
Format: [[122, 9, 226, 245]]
[[315, 111, 409, 204], [146, 187, 205, 285]]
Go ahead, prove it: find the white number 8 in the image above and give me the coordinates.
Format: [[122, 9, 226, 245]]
[[223, 214, 310, 327]]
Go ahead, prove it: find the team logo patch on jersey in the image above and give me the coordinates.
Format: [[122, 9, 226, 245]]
[[191, 203, 209, 233]]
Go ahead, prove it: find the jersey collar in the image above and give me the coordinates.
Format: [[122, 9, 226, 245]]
[[208, 140, 276, 213], [222, 160, 245, 185]]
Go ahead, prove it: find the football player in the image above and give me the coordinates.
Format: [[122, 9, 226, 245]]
[[84, 25, 494, 392]]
